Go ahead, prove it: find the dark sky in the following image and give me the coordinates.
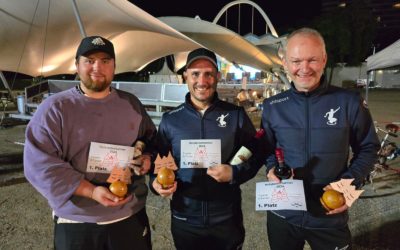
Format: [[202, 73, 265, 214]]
[[130, 0, 321, 36]]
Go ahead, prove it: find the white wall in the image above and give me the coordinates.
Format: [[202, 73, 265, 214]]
[[326, 63, 400, 88], [377, 69, 400, 88], [326, 63, 368, 87]]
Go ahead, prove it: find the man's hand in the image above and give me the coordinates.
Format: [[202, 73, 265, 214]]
[[207, 164, 232, 182], [91, 186, 132, 207], [267, 167, 281, 183], [152, 179, 177, 197], [131, 154, 151, 175], [266, 167, 294, 183], [323, 185, 349, 215], [326, 203, 349, 215]]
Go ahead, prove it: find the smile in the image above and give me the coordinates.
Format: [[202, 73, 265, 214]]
[[194, 85, 209, 91]]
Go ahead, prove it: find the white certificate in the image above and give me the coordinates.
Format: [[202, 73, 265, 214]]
[[86, 142, 135, 173], [255, 180, 307, 211], [180, 139, 221, 168]]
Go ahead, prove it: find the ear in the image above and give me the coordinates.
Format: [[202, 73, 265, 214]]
[[282, 57, 288, 71], [183, 71, 187, 81], [217, 72, 221, 82], [322, 53, 327, 68], [75, 59, 79, 72]]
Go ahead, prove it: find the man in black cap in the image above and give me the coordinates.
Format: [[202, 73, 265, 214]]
[[24, 36, 156, 250], [150, 48, 266, 250]]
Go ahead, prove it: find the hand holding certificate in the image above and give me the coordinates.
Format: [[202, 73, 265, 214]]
[[255, 180, 307, 211], [180, 139, 221, 168]]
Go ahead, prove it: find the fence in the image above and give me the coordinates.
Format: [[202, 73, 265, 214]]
[[9, 80, 275, 125]]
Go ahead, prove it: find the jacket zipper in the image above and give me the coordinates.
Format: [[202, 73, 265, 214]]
[[303, 94, 311, 227], [305, 96, 311, 170], [200, 111, 208, 225]]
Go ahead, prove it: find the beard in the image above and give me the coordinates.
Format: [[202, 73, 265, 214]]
[[81, 76, 111, 92]]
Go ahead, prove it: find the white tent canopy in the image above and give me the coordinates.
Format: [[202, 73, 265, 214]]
[[366, 39, 400, 71], [0, 0, 200, 77], [159, 16, 282, 73]]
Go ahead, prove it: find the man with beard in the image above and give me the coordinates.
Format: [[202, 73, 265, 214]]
[[261, 28, 379, 249], [150, 48, 266, 250], [24, 36, 156, 250]]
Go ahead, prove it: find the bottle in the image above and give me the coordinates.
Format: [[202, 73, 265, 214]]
[[274, 148, 292, 180], [133, 140, 146, 158], [230, 129, 265, 165], [132, 140, 146, 175]]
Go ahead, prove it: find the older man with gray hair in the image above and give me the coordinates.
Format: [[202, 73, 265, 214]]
[[261, 28, 379, 249]]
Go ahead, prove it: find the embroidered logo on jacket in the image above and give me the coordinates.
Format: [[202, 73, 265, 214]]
[[216, 113, 229, 127], [269, 97, 289, 105], [168, 106, 184, 115], [324, 107, 340, 125]]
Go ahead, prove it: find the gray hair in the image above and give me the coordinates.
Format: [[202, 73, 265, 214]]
[[283, 27, 326, 57]]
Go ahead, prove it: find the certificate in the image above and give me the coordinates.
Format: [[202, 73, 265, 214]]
[[180, 139, 221, 168], [86, 142, 135, 173], [256, 180, 307, 211]]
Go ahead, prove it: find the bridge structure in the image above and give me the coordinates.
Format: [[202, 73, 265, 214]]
[[213, 0, 279, 38], [210, 0, 289, 87]]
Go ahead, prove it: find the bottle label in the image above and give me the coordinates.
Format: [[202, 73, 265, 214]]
[[230, 146, 252, 165]]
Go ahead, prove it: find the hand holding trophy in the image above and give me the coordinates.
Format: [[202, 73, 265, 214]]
[[320, 179, 364, 213], [153, 152, 178, 198], [107, 166, 131, 199]]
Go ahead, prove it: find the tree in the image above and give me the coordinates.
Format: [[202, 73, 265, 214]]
[[311, 0, 377, 84]]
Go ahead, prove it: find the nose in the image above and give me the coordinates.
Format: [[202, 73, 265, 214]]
[[300, 61, 311, 72], [198, 73, 210, 84], [198, 75, 206, 84], [92, 60, 103, 71]]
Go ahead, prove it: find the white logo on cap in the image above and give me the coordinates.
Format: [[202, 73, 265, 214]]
[[92, 37, 106, 46]]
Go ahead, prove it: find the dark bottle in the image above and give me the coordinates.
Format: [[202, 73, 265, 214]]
[[274, 148, 292, 180]]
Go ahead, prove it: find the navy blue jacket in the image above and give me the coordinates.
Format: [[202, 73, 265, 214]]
[[261, 79, 380, 229], [151, 92, 266, 226]]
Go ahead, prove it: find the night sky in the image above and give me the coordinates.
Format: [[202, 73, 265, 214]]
[[130, 0, 321, 37]]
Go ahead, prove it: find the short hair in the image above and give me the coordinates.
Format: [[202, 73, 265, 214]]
[[283, 27, 326, 57]]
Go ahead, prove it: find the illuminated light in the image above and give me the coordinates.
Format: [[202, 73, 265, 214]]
[[338, 2, 346, 8], [69, 64, 77, 72], [35, 48, 77, 75], [393, 2, 400, 9], [40, 65, 57, 73], [228, 64, 260, 80], [377, 70, 383, 74]]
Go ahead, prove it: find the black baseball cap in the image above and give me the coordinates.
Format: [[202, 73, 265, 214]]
[[75, 36, 115, 59], [185, 48, 218, 70]]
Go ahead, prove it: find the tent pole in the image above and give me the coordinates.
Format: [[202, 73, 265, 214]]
[[70, 0, 87, 38], [274, 70, 291, 89], [366, 71, 370, 104], [365, 46, 376, 104], [0, 71, 15, 103]]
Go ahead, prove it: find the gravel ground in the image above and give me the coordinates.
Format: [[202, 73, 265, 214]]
[[1, 165, 399, 250]]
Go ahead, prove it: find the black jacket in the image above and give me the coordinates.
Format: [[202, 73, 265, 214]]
[[261, 79, 380, 229], [151, 92, 266, 226]]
